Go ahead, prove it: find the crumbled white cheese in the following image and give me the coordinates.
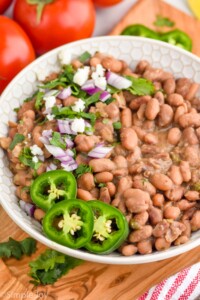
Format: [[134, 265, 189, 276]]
[[96, 64, 105, 77], [30, 145, 44, 156], [44, 95, 56, 113], [46, 114, 55, 121], [73, 66, 90, 86], [71, 118, 85, 133], [94, 76, 107, 90], [71, 99, 85, 112], [32, 156, 39, 163], [58, 50, 71, 65], [27, 133, 31, 139]]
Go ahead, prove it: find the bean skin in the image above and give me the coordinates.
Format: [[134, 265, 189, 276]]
[[167, 93, 184, 106], [34, 208, 45, 222], [179, 113, 200, 128], [120, 128, 138, 151], [177, 200, 196, 211], [129, 95, 151, 110], [145, 98, 160, 120], [190, 211, 200, 231], [184, 191, 199, 201], [117, 176, 132, 194], [99, 187, 111, 204], [164, 206, 181, 220], [106, 182, 116, 197], [77, 189, 94, 201], [133, 211, 149, 226], [155, 238, 171, 251], [137, 239, 153, 254], [150, 173, 173, 191], [120, 244, 138, 256], [102, 57, 123, 73], [153, 220, 170, 237], [77, 173, 95, 191], [89, 159, 116, 173], [168, 165, 183, 185], [0, 137, 11, 150], [152, 194, 165, 207], [124, 188, 150, 213], [174, 104, 188, 123], [132, 176, 156, 196], [148, 206, 163, 225], [180, 161, 191, 182], [174, 236, 189, 246], [158, 104, 174, 127], [144, 133, 158, 145], [163, 78, 176, 94], [95, 172, 113, 183], [165, 186, 185, 202], [183, 127, 199, 145], [129, 225, 153, 243]]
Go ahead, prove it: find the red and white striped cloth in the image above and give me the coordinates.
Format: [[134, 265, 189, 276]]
[[138, 263, 200, 300]]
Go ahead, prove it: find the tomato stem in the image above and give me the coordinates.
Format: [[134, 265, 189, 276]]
[[27, 0, 54, 24]]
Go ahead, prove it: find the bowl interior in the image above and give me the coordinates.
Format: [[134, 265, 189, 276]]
[[0, 36, 200, 264]]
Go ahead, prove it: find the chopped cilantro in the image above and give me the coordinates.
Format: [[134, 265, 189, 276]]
[[126, 76, 155, 96], [74, 164, 92, 178], [39, 79, 67, 89], [113, 121, 122, 129], [105, 97, 116, 105], [50, 132, 66, 149], [0, 237, 36, 260], [107, 84, 120, 94], [19, 147, 41, 170], [9, 133, 25, 150], [79, 51, 91, 63], [35, 91, 44, 110], [103, 119, 109, 125], [14, 107, 19, 112], [98, 183, 106, 188], [70, 83, 80, 96], [154, 15, 175, 28], [85, 92, 101, 107], [29, 249, 83, 286], [192, 182, 200, 191]]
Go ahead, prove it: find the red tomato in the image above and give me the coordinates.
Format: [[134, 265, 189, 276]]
[[93, 0, 123, 7], [0, 0, 12, 14], [13, 0, 96, 55], [0, 16, 35, 94]]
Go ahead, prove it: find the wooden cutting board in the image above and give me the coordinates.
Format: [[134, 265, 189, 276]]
[[1, 1, 200, 299], [0, 206, 200, 300], [110, 0, 200, 56]]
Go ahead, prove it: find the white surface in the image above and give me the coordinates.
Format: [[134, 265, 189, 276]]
[[1, 36, 200, 265], [93, 0, 192, 36]]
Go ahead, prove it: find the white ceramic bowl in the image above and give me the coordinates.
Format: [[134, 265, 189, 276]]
[[1, 36, 200, 265]]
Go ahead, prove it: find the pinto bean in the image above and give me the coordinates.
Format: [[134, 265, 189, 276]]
[[106, 182, 116, 197], [154, 91, 165, 105], [167, 93, 184, 106], [133, 211, 149, 226], [165, 186, 185, 202], [164, 206, 181, 220], [17, 100, 35, 119], [129, 95, 151, 110], [75, 135, 99, 152], [152, 194, 165, 207], [190, 211, 200, 231], [71, 59, 83, 69], [90, 188, 100, 199], [153, 220, 170, 237], [105, 102, 120, 121], [117, 176, 132, 194], [179, 113, 200, 128], [150, 173, 173, 191], [185, 83, 199, 101], [120, 128, 138, 151], [113, 156, 127, 169], [165, 222, 186, 243], [124, 188, 150, 213], [120, 244, 138, 256], [95, 172, 113, 183], [135, 60, 150, 74], [182, 220, 191, 237], [177, 199, 196, 211], [145, 98, 160, 120], [77, 189, 94, 201], [34, 208, 45, 222], [184, 145, 200, 167], [180, 161, 191, 182], [77, 173, 95, 191], [155, 238, 171, 251], [137, 103, 146, 121], [137, 239, 153, 254], [144, 133, 158, 145], [22, 109, 35, 120], [184, 190, 199, 201], [168, 165, 183, 185], [102, 57, 123, 73], [176, 78, 191, 97], [132, 113, 143, 127], [149, 206, 163, 225], [99, 187, 111, 204], [63, 96, 78, 107], [167, 127, 182, 145], [182, 127, 199, 145], [0, 137, 11, 150], [16, 186, 31, 203], [89, 158, 115, 173], [112, 168, 128, 177], [174, 236, 189, 246], [129, 225, 153, 243], [163, 78, 176, 94], [121, 108, 132, 127], [158, 104, 174, 127], [90, 57, 101, 67], [143, 67, 172, 82], [132, 176, 156, 196], [174, 104, 188, 123]]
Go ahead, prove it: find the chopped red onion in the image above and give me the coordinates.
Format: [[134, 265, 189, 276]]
[[65, 149, 74, 157], [106, 71, 132, 89], [65, 137, 74, 148], [82, 86, 101, 96], [57, 87, 72, 100], [19, 200, 35, 217], [81, 79, 95, 90], [38, 155, 45, 162], [42, 129, 53, 138], [44, 89, 59, 97], [85, 121, 93, 135], [88, 145, 113, 158], [46, 163, 57, 171], [100, 91, 111, 102], [45, 144, 66, 157], [61, 162, 78, 171], [39, 136, 50, 145], [57, 119, 76, 135]]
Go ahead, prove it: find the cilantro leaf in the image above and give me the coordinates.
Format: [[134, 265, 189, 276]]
[[74, 164, 92, 178], [35, 91, 44, 110], [79, 51, 92, 63], [85, 92, 101, 107], [19, 147, 41, 170], [0, 237, 36, 260], [29, 249, 83, 286], [113, 121, 122, 130], [98, 183, 106, 188], [61, 64, 75, 82], [154, 15, 175, 27], [50, 132, 66, 149], [9, 133, 25, 150], [39, 79, 67, 89], [126, 76, 155, 96]]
